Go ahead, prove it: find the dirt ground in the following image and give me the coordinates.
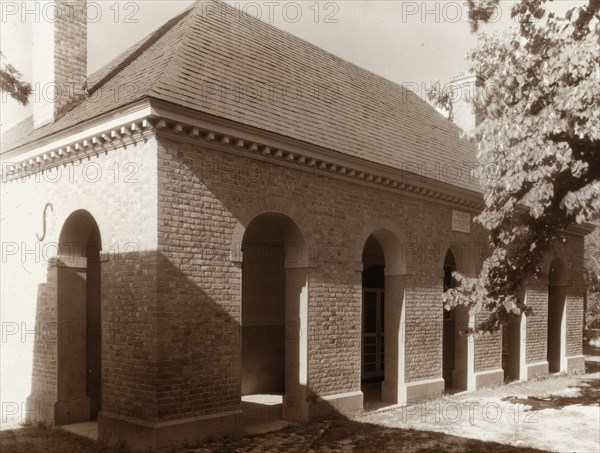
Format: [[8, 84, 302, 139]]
[[356, 370, 599, 453], [188, 367, 598, 453], [1, 366, 598, 453]]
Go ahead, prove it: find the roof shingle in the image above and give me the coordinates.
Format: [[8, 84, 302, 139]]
[[1, 0, 481, 193]]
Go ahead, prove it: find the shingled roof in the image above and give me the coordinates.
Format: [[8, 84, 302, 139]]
[[1, 0, 482, 193]]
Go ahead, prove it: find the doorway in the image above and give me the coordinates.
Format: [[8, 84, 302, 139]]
[[241, 213, 308, 421], [548, 258, 567, 373], [361, 235, 385, 407], [56, 210, 102, 423], [442, 249, 468, 392]]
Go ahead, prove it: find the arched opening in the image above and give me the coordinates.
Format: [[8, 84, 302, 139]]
[[548, 258, 567, 373], [442, 249, 468, 392], [502, 315, 522, 382], [361, 236, 385, 406], [56, 210, 102, 423], [502, 287, 524, 383], [240, 213, 308, 421], [361, 231, 406, 408]]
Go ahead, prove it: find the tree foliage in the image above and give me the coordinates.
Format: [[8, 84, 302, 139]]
[[0, 51, 32, 106], [440, 0, 600, 332], [427, 80, 456, 120], [585, 226, 600, 294]]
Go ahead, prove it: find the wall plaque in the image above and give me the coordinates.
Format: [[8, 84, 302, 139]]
[[452, 210, 471, 233]]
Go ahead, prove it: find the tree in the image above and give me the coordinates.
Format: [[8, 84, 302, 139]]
[[427, 80, 456, 121], [437, 0, 600, 332], [0, 51, 32, 106], [584, 226, 600, 329], [585, 226, 600, 295]]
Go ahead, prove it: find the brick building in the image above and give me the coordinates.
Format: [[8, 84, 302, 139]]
[[0, 0, 591, 450]]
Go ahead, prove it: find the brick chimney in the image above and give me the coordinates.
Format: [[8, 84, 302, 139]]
[[32, 0, 87, 129], [449, 74, 482, 134]]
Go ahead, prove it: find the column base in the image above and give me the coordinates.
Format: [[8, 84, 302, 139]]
[[451, 369, 472, 392], [55, 397, 91, 425], [405, 377, 444, 402], [382, 380, 400, 404], [566, 355, 585, 373], [98, 409, 243, 452], [26, 394, 91, 426], [25, 393, 57, 425], [475, 368, 504, 389], [308, 390, 363, 420], [283, 394, 310, 422], [526, 361, 549, 379]]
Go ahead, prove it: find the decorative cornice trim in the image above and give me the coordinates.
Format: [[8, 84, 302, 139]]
[[148, 101, 485, 211], [1, 100, 153, 159], [1, 99, 485, 212], [155, 118, 483, 209], [1, 118, 155, 183]]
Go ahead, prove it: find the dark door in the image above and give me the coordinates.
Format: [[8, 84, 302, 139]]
[[362, 289, 384, 381], [86, 258, 102, 419]]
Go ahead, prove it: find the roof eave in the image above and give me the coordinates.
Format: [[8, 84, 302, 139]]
[[148, 98, 485, 211], [1, 96, 484, 212], [1, 98, 154, 161]]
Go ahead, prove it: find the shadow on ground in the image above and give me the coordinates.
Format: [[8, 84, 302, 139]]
[[585, 360, 600, 373], [501, 377, 600, 411], [0, 424, 122, 453], [0, 419, 548, 453], [185, 418, 547, 453], [583, 342, 600, 358]]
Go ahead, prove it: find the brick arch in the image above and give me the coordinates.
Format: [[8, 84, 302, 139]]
[[54, 207, 104, 421], [355, 218, 407, 274], [58, 209, 102, 250], [230, 198, 315, 266], [441, 243, 476, 276], [44, 205, 105, 258], [539, 247, 569, 284]]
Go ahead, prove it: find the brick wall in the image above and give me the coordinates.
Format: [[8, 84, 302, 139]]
[[404, 274, 445, 382], [29, 262, 59, 402], [524, 235, 586, 365], [566, 292, 584, 357], [54, 0, 87, 116], [155, 135, 491, 420], [564, 238, 585, 357], [525, 280, 548, 363], [307, 266, 362, 395], [0, 138, 158, 423], [474, 315, 502, 372], [2, 129, 587, 429]]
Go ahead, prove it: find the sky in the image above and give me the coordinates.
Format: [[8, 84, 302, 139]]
[[0, 0, 584, 134]]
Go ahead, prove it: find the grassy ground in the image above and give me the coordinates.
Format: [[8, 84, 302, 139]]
[[0, 423, 127, 453], [1, 369, 598, 453]]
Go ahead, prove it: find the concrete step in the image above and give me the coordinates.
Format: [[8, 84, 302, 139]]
[[241, 394, 283, 423], [61, 421, 98, 441]]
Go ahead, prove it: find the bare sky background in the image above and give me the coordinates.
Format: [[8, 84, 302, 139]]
[[0, 0, 583, 134]]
